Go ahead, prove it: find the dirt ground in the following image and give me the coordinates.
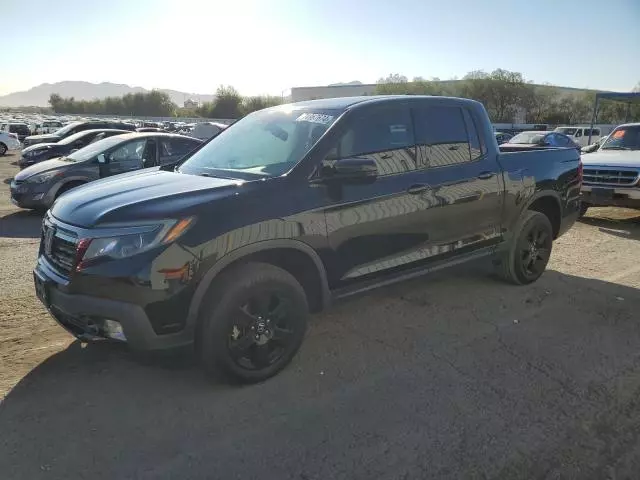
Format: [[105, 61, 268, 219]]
[[2, 151, 640, 479]]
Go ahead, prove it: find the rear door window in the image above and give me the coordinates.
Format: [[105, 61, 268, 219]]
[[413, 106, 473, 168]]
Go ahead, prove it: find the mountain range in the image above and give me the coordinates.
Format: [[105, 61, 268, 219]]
[[0, 81, 217, 107]]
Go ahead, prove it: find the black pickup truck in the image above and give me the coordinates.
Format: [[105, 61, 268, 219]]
[[34, 96, 582, 383]]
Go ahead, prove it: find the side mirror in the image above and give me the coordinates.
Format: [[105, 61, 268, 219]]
[[319, 157, 378, 183], [97, 153, 107, 164]]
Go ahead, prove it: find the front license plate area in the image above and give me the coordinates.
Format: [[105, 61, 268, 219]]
[[34, 272, 50, 307]]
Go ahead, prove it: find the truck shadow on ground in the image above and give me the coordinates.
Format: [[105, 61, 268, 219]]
[[2, 269, 640, 479], [581, 210, 640, 241], [0, 210, 43, 239]]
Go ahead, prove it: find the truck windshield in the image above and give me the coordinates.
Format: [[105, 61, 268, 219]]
[[178, 107, 340, 179], [601, 125, 640, 151]]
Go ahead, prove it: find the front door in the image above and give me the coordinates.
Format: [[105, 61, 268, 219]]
[[103, 139, 146, 177], [320, 103, 438, 284]]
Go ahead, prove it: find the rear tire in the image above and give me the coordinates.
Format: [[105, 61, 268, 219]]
[[0, 143, 7, 156], [496, 210, 553, 285], [198, 262, 309, 384]]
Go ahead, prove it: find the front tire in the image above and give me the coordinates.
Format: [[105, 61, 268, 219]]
[[579, 202, 589, 218], [198, 262, 309, 384], [0, 143, 7, 156], [496, 210, 553, 285]]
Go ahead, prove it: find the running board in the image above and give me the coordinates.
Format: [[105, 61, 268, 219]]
[[332, 246, 496, 301]]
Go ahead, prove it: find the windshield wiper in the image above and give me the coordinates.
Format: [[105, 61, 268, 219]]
[[602, 146, 630, 150]]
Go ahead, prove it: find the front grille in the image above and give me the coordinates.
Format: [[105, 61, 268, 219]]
[[583, 168, 639, 186], [42, 222, 78, 276]]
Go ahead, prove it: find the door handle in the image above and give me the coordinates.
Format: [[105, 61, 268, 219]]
[[477, 171, 496, 180], [407, 184, 429, 195]]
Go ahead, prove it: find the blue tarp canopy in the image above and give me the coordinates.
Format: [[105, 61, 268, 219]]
[[589, 92, 640, 143]]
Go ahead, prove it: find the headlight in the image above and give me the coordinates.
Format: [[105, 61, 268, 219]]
[[27, 148, 47, 157], [76, 218, 195, 268], [25, 170, 61, 184]]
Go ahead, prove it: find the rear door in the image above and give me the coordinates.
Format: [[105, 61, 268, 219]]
[[159, 137, 200, 165], [411, 102, 503, 252]]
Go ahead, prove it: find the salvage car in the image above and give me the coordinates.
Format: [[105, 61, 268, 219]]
[[0, 122, 32, 142], [23, 120, 136, 147], [580, 123, 640, 216], [11, 133, 201, 210], [33, 96, 581, 383], [19, 129, 131, 168], [501, 131, 580, 151]]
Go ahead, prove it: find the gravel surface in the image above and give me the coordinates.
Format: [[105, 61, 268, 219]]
[[2, 152, 640, 479]]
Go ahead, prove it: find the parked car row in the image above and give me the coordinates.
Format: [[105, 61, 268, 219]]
[[23, 120, 137, 146], [11, 132, 202, 210], [25, 95, 582, 384]]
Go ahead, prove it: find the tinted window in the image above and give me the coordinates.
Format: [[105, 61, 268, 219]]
[[10, 124, 30, 135], [109, 139, 146, 165], [330, 105, 416, 176], [161, 138, 199, 157], [551, 134, 570, 146], [414, 106, 472, 167]]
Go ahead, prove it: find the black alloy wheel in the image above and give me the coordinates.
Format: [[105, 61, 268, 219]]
[[228, 292, 296, 371], [198, 262, 309, 383], [517, 220, 552, 281], [496, 210, 553, 285]]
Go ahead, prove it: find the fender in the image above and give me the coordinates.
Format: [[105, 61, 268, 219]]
[[522, 189, 562, 214], [515, 189, 563, 238], [185, 239, 332, 330]]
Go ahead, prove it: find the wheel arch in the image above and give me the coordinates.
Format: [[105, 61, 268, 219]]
[[523, 191, 562, 239], [186, 239, 331, 331]]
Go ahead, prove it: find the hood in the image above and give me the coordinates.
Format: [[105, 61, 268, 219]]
[[14, 158, 70, 180], [581, 150, 640, 168], [50, 169, 245, 228], [25, 134, 61, 143], [22, 142, 61, 154]]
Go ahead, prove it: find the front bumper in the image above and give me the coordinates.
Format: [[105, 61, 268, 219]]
[[9, 180, 51, 209], [34, 260, 194, 351], [581, 185, 640, 209]]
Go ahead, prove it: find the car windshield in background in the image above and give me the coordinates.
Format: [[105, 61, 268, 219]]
[[556, 128, 577, 135], [64, 135, 125, 162], [58, 130, 95, 145], [178, 107, 340, 179], [600, 125, 640, 150], [52, 122, 81, 137], [509, 132, 546, 144]]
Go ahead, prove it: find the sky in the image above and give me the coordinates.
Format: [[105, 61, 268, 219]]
[[2, 0, 639, 97]]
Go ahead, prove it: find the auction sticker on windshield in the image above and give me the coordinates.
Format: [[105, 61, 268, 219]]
[[296, 113, 334, 125]]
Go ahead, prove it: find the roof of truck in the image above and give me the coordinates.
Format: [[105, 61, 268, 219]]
[[287, 95, 481, 110]]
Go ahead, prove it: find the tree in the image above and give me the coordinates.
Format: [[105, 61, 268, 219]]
[[209, 85, 243, 119], [377, 73, 408, 84], [242, 95, 283, 115]]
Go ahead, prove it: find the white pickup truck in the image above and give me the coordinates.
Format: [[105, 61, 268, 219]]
[[580, 122, 640, 216]]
